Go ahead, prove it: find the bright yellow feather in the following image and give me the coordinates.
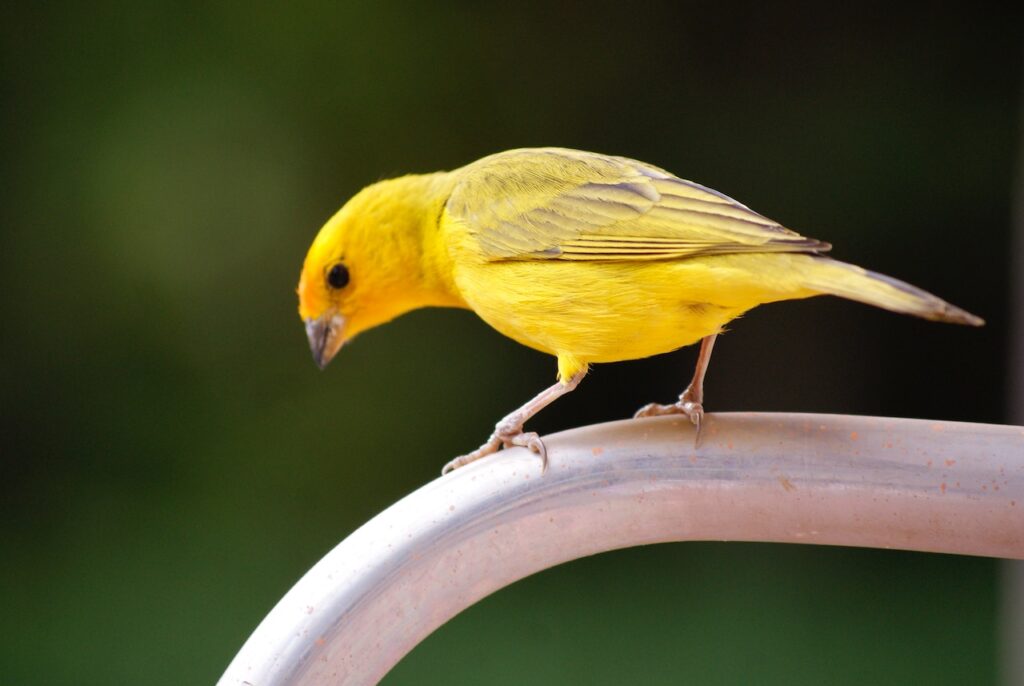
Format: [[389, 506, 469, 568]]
[[297, 147, 982, 464], [298, 147, 980, 377]]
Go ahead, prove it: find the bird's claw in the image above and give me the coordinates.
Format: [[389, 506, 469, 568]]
[[508, 431, 548, 471], [441, 427, 548, 475], [680, 400, 703, 427]]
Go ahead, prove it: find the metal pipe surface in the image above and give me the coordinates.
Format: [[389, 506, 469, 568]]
[[218, 413, 1024, 686]]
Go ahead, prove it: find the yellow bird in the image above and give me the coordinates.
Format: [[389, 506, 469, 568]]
[[297, 147, 982, 473]]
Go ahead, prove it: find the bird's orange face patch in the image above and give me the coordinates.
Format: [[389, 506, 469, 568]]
[[297, 260, 333, 322]]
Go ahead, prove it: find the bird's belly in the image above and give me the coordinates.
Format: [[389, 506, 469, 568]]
[[453, 259, 758, 363]]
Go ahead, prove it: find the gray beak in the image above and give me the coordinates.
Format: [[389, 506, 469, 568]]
[[305, 313, 346, 369]]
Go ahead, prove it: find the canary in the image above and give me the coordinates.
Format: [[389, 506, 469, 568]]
[[297, 148, 982, 474]]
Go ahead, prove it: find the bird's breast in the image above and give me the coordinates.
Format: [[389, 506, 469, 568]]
[[451, 258, 755, 363]]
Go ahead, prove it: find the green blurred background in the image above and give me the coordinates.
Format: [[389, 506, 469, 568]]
[[2, 3, 1019, 684]]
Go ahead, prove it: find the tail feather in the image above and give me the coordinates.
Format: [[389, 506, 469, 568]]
[[801, 257, 983, 326]]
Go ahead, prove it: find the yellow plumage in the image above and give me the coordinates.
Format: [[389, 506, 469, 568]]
[[298, 147, 982, 470]]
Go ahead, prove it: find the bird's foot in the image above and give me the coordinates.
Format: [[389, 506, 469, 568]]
[[441, 423, 547, 475], [633, 398, 703, 422], [633, 392, 705, 442]]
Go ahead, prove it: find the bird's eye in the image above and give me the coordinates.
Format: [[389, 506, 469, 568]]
[[326, 263, 350, 290]]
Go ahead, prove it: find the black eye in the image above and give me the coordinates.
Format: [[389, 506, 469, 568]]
[[326, 263, 350, 290]]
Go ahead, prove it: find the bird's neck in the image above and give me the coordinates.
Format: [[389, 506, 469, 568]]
[[375, 172, 465, 308], [340, 173, 467, 341]]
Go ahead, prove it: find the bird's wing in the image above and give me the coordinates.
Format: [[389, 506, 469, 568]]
[[445, 148, 830, 261]]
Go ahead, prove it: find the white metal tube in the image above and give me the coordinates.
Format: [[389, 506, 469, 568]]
[[218, 413, 1024, 686]]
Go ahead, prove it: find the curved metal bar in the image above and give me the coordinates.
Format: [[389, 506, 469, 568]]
[[218, 413, 1024, 686]]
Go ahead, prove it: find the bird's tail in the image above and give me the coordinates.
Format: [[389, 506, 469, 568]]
[[800, 257, 983, 326]]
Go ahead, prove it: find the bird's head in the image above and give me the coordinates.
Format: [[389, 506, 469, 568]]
[[297, 175, 458, 369]]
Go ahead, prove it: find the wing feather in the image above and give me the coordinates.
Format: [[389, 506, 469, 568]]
[[446, 148, 830, 261]]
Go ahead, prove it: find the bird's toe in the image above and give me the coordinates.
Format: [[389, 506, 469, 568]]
[[442, 435, 502, 475], [634, 402, 674, 418]]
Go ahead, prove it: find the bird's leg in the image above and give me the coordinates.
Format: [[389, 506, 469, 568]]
[[634, 334, 717, 435], [442, 370, 587, 475]]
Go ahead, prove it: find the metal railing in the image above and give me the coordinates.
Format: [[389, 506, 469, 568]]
[[218, 413, 1024, 685]]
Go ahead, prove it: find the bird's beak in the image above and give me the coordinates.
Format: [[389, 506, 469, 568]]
[[305, 313, 346, 370]]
